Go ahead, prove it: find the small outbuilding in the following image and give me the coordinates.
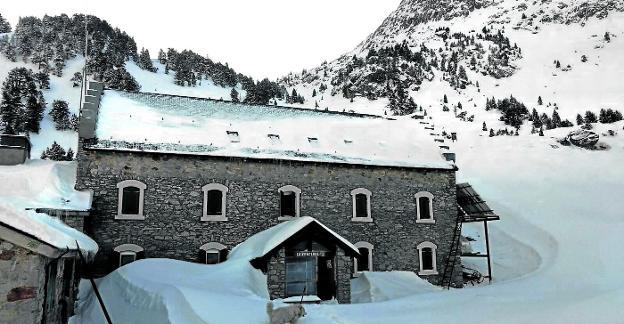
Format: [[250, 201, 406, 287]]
[[229, 217, 359, 303], [0, 205, 98, 324], [0, 134, 31, 165]]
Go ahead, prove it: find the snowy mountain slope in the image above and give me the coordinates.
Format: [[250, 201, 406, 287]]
[[282, 0, 624, 125]]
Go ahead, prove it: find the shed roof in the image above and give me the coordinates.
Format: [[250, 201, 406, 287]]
[[90, 90, 454, 170], [457, 183, 500, 222]]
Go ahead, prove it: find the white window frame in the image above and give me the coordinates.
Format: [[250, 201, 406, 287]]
[[353, 241, 374, 275], [199, 242, 227, 264], [350, 188, 372, 222], [114, 243, 144, 267], [417, 241, 438, 275], [116, 180, 147, 220], [201, 183, 229, 222], [414, 191, 435, 224], [278, 185, 301, 220]]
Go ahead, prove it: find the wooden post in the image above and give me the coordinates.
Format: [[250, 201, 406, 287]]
[[483, 220, 492, 283]]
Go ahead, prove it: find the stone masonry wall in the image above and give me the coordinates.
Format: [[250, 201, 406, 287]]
[[76, 147, 462, 286], [0, 239, 46, 324], [267, 247, 286, 300], [335, 247, 352, 303]]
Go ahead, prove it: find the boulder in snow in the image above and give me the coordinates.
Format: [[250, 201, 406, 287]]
[[565, 129, 599, 148]]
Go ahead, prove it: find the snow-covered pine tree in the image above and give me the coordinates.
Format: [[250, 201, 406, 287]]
[[584, 110, 598, 123], [40, 141, 72, 161], [34, 71, 50, 90], [551, 110, 561, 128], [70, 113, 79, 131], [158, 49, 167, 64], [230, 88, 240, 103], [71, 72, 82, 87], [482, 121, 487, 131], [138, 48, 157, 72], [538, 96, 543, 105], [0, 13, 11, 33], [50, 100, 71, 130], [576, 113, 584, 125], [0, 68, 45, 134]]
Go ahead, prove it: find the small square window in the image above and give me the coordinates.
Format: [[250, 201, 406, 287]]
[[205, 251, 221, 264]]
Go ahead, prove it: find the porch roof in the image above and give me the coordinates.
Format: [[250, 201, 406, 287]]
[[229, 216, 359, 262]]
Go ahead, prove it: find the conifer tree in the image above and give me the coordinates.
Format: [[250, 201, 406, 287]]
[[0, 13, 11, 33], [604, 32, 611, 42], [584, 110, 598, 123], [482, 121, 487, 131], [158, 49, 167, 64], [40, 141, 73, 161], [551, 110, 561, 128], [576, 113, 584, 125], [230, 88, 240, 103], [443, 94, 448, 103], [49, 100, 70, 130], [312, 89, 317, 97], [489, 128, 495, 137], [0, 68, 45, 134], [70, 113, 79, 131], [538, 96, 543, 105], [138, 48, 157, 72]]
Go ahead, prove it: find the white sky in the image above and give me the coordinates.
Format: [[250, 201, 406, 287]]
[[2, 0, 400, 80]]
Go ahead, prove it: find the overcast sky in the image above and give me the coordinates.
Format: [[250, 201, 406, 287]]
[[2, 0, 400, 80]]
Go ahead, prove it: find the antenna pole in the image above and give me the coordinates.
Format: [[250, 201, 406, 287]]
[[78, 13, 89, 119]]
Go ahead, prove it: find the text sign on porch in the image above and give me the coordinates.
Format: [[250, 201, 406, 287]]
[[296, 251, 326, 257]]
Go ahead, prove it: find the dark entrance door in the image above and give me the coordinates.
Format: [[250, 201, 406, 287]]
[[317, 256, 336, 300]]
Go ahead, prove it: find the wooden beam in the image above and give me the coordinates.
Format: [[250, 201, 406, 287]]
[[484, 220, 493, 283]]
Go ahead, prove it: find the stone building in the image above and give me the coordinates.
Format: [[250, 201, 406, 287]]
[[0, 208, 97, 324], [75, 82, 466, 303]]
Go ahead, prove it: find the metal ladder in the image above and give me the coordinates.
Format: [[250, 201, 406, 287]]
[[440, 206, 464, 289]]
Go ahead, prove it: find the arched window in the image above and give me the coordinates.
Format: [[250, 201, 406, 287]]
[[199, 242, 228, 264], [414, 191, 434, 223], [116, 180, 147, 220], [351, 188, 372, 222], [202, 183, 228, 221], [354, 241, 374, 274], [278, 185, 301, 220], [114, 244, 144, 267], [417, 241, 438, 275]]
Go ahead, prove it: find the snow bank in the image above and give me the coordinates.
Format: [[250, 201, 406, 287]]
[[71, 258, 269, 324], [229, 216, 358, 261], [0, 203, 97, 254], [0, 160, 96, 254], [0, 159, 91, 210], [351, 271, 441, 304]]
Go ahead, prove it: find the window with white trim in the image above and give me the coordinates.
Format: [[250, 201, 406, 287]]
[[116, 180, 146, 220], [354, 242, 373, 274], [278, 185, 301, 220], [114, 244, 144, 267], [350, 188, 372, 222], [417, 241, 438, 275], [201, 183, 228, 221], [414, 191, 434, 223], [199, 242, 228, 264]]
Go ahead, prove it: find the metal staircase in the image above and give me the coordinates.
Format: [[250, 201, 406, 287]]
[[439, 205, 464, 289]]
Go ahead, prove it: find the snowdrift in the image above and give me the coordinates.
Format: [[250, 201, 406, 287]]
[[71, 259, 270, 324], [351, 271, 441, 304]]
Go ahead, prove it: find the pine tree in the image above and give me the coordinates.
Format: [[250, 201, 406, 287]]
[[0, 13, 11, 33], [230, 88, 240, 103], [138, 48, 156, 72], [49, 100, 71, 130], [312, 89, 317, 97], [158, 49, 167, 64], [489, 128, 495, 137], [538, 96, 543, 105], [539, 127, 544, 136], [576, 113, 584, 125], [604, 32, 611, 42], [584, 110, 598, 123], [70, 113, 79, 131], [34, 71, 50, 90], [0, 68, 45, 134], [482, 121, 487, 131], [71, 72, 82, 87], [551, 110, 561, 128], [40, 141, 72, 161]]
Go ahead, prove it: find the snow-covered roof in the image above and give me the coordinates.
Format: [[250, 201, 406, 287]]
[[0, 203, 98, 255], [91, 90, 454, 170], [229, 216, 359, 261]]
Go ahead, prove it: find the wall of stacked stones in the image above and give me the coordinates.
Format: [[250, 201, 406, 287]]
[[76, 147, 461, 286], [0, 239, 46, 324]]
